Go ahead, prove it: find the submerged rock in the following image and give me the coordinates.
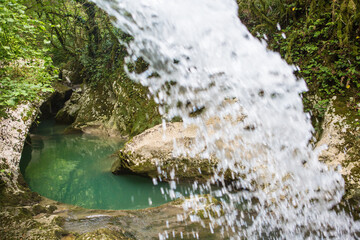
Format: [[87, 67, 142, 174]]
[[111, 122, 217, 181]]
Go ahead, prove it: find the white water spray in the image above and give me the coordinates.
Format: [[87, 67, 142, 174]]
[[92, 0, 359, 238]]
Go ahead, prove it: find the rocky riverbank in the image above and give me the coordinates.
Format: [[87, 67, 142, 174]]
[[0, 100, 65, 239], [0, 93, 219, 239], [1, 87, 359, 239]]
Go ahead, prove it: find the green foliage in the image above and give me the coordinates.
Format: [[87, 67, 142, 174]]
[[0, 0, 153, 129], [23, 0, 130, 86], [0, 60, 56, 117], [0, 0, 50, 60], [238, 0, 360, 113], [0, 0, 57, 117], [1, 0, 128, 116]]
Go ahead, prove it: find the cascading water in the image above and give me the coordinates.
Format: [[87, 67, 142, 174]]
[[92, 0, 359, 238]]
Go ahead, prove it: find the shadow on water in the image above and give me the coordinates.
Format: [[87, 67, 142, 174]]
[[20, 119, 193, 210]]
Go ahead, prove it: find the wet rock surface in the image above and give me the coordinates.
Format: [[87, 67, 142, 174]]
[[316, 98, 360, 202], [2, 91, 360, 239], [0, 100, 219, 239], [0, 101, 64, 239], [111, 122, 218, 181], [55, 90, 82, 125]]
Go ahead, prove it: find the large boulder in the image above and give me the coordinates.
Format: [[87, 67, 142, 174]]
[[111, 122, 218, 181], [55, 78, 161, 138]]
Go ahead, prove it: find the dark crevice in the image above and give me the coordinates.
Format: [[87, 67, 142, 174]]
[[38, 87, 73, 121]]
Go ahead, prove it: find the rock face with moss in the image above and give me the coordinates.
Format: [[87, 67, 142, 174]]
[[111, 122, 218, 181], [56, 78, 161, 138], [0, 103, 40, 192], [316, 97, 360, 201], [0, 101, 66, 239], [0, 101, 218, 239]]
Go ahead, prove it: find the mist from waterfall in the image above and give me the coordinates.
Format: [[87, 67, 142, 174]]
[[91, 0, 359, 238]]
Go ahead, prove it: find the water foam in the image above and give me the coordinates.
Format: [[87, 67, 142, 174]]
[[92, 0, 359, 238]]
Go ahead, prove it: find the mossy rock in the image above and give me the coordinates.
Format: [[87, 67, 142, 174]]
[[52, 216, 66, 227], [75, 228, 135, 240], [316, 97, 360, 202], [32, 204, 48, 215], [56, 78, 161, 138], [0, 174, 41, 207]]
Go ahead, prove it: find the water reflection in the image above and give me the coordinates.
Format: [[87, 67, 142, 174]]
[[21, 120, 187, 210]]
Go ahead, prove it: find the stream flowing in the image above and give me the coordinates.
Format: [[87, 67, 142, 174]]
[[91, 0, 359, 238]]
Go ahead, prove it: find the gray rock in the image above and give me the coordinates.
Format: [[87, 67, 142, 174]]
[[112, 122, 217, 181]]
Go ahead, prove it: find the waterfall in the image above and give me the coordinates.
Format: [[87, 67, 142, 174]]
[[91, 0, 359, 238]]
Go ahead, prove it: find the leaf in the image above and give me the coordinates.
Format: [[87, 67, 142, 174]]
[[6, 18, 14, 23], [5, 99, 16, 106], [42, 88, 54, 93], [314, 31, 321, 38]]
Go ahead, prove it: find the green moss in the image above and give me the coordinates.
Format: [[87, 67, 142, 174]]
[[113, 78, 161, 137], [47, 205, 57, 214], [18, 207, 34, 218], [32, 204, 48, 215], [333, 97, 360, 125], [64, 76, 161, 138], [0, 174, 41, 207], [326, 98, 360, 201], [75, 228, 135, 240], [0, 204, 63, 240], [53, 82, 71, 94], [187, 195, 223, 220], [52, 216, 66, 227], [54, 229, 71, 239]]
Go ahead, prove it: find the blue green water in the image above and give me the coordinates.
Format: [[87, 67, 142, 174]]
[[20, 120, 189, 210]]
